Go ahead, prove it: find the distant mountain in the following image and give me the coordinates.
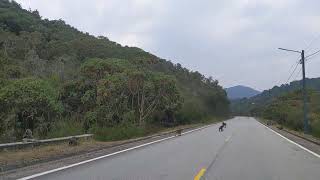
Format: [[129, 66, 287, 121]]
[[230, 77, 320, 115], [225, 85, 260, 100]]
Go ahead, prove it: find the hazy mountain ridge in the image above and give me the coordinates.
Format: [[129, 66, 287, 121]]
[[225, 85, 260, 100]]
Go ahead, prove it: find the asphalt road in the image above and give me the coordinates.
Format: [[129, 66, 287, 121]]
[[30, 117, 320, 180]]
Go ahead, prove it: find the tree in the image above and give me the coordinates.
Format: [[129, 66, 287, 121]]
[[96, 72, 129, 126], [0, 1, 230, 141], [80, 58, 124, 81], [0, 78, 63, 139], [126, 71, 181, 126]]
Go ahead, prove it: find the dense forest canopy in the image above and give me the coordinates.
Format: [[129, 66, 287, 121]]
[[0, 0, 229, 142]]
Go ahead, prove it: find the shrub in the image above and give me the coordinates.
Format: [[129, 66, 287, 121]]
[[311, 120, 320, 138], [93, 124, 146, 141], [176, 100, 206, 124], [0, 78, 63, 139], [45, 118, 84, 138]]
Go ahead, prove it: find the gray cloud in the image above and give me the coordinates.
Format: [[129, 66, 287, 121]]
[[17, 0, 320, 91]]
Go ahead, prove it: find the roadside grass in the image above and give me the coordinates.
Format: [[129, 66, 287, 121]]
[[93, 125, 147, 142], [0, 139, 130, 168], [45, 119, 85, 139], [310, 119, 320, 138], [0, 118, 225, 169], [200, 116, 225, 124], [92, 116, 224, 142]]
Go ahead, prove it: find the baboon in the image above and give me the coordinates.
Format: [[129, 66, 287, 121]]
[[68, 137, 79, 146], [218, 125, 224, 132], [222, 122, 227, 128], [176, 129, 182, 136], [23, 129, 33, 139]]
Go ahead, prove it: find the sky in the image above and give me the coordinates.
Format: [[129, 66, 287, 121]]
[[16, 0, 320, 91]]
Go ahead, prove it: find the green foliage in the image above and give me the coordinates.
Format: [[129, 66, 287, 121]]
[[231, 78, 320, 115], [0, 78, 63, 140], [93, 124, 146, 141], [176, 99, 207, 124], [45, 119, 84, 139], [83, 111, 98, 132], [0, 1, 229, 142], [259, 90, 320, 137], [77, 58, 183, 128], [311, 120, 320, 138], [80, 58, 125, 80]]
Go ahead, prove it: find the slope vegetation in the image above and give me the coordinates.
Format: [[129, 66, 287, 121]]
[[0, 0, 229, 142]]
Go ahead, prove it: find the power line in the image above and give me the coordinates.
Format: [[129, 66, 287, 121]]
[[287, 59, 298, 74], [305, 49, 320, 59], [285, 60, 300, 84], [306, 55, 318, 62], [293, 66, 302, 80], [277, 59, 298, 86], [305, 33, 320, 52], [305, 49, 320, 63], [278, 48, 309, 133]]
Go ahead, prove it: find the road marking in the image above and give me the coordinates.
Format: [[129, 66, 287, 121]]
[[194, 168, 206, 180], [201, 133, 233, 179], [225, 135, 232, 142], [18, 123, 215, 180], [257, 120, 320, 158]]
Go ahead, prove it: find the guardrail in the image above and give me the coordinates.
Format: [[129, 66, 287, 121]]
[[0, 134, 93, 151]]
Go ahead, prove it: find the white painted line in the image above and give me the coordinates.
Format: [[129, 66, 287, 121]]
[[225, 135, 232, 142], [257, 120, 320, 158], [18, 124, 215, 180]]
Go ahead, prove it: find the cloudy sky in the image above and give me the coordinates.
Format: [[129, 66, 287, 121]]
[[16, 0, 320, 91]]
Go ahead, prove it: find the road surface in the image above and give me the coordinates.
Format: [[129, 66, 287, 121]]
[[27, 117, 320, 180]]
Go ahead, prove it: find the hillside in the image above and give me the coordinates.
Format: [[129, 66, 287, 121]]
[[230, 78, 320, 137], [0, 0, 229, 142], [225, 85, 260, 100], [260, 90, 320, 137], [231, 77, 320, 115]]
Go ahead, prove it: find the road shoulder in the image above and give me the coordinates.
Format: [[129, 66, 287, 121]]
[[256, 118, 320, 156], [0, 122, 217, 180]]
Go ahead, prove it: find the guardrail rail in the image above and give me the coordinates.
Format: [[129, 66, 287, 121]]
[[0, 134, 93, 151]]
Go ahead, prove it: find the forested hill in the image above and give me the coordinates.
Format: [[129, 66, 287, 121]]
[[260, 90, 320, 137], [225, 85, 260, 100], [0, 0, 229, 142], [231, 77, 320, 115]]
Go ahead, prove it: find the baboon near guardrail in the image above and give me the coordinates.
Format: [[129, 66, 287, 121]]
[[176, 129, 182, 136]]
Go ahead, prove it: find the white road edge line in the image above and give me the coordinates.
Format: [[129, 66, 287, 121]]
[[256, 119, 320, 158], [18, 123, 215, 180]]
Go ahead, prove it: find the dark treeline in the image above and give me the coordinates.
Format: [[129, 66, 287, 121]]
[[0, 0, 229, 142]]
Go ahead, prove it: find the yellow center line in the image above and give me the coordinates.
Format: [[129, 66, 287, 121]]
[[194, 168, 206, 180]]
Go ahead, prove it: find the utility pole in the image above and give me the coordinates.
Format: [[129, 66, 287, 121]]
[[278, 48, 309, 134], [301, 50, 309, 133]]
